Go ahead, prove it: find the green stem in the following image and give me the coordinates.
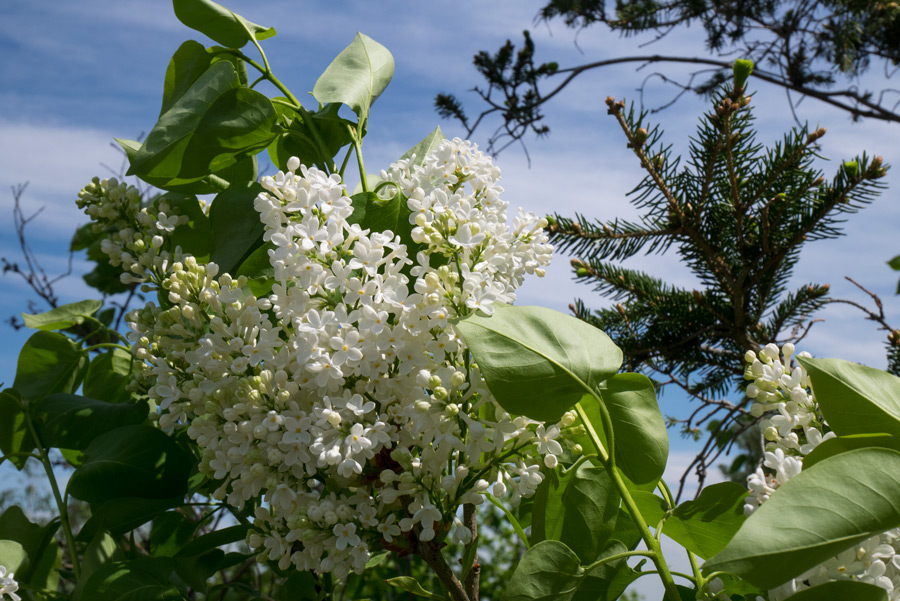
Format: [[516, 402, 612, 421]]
[[338, 144, 355, 180], [82, 343, 131, 354], [297, 105, 337, 174], [574, 402, 682, 601], [22, 408, 81, 580], [688, 548, 705, 591], [0, 452, 42, 462], [350, 125, 368, 192], [583, 549, 655, 572]]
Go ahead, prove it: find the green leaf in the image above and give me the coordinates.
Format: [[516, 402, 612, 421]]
[[83, 348, 134, 404], [235, 242, 275, 296], [0, 388, 34, 470], [173, 0, 275, 48], [704, 447, 900, 589], [455, 304, 622, 422], [73, 530, 123, 601], [347, 191, 421, 259], [313, 33, 394, 126], [782, 581, 889, 601], [799, 357, 900, 438], [595, 373, 668, 484], [79, 557, 184, 601], [176, 525, 250, 557], [633, 482, 747, 560], [0, 506, 61, 590], [889, 255, 900, 271], [803, 433, 898, 468], [14, 330, 85, 400], [127, 61, 239, 181], [151, 512, 197, 558], [385, 576, 445, 599], [68, 425, 193, 503], [160, 40, 212, 116], [277, 572, 320, 601], [268, 102, 354, 171], [504, 540, 584, 601], [180, 86, 276, 178], [163, 193, 214, 259], [33, 394, 149, 451], [21, 299, 102, 331], [400, 126, 446, 166], [117, 139, 257, 193], [78, 497, 185, 540], [0, 540, 26, 578], [208, 181, 266, 274], [532, 460, 619, 562]]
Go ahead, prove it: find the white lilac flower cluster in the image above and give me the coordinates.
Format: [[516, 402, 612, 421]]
[[76, 176, 188, 286], [0, 566, 20, 601], [86, 138, 558, 578], [743, 343, 900, 600]]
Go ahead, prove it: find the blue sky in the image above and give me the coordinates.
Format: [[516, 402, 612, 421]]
[[2, 2, 899, 596]]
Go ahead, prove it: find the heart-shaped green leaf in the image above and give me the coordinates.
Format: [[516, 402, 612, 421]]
[[313, 33, 394, 127], [455, 304, 622, 422]]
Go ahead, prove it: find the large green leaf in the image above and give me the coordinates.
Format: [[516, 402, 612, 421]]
[[632, 482, 747, 560], [799, 357, 900, 438], [126, 61, 239, 181], [400, 126, 446, 166], [21, 299, 102, 331], [595, 373, 668, 484], [79, 557, 184, 601], [0, 388, 34, 470], [14, 330, 85, 400], [782, 581, 888, 601], [34, 394, 149, 451], [704, 447, 900, 589], [68, 425, 192, 504], [83, 348, 134, 404], [181, 86, 276, 178], [0, 505, 61, 590], [504, 540, 584, 601], [531, 460, 619, 562], [208, 181, 266, 274], [173, 0, 275, 48], [117, 138, 257, 193], [455, 304, 622, 422], [312, 33, 394, 126]]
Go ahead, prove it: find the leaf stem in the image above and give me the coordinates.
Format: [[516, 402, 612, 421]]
[[484, 493, 530, 548], [81, 342, 131, 354], [583, 549, 655, 572], [22, 406, 81, 580], [350, 125, 368, 192], [575, 401, 682, 601]]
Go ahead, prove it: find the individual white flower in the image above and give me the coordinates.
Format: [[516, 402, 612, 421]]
[[333, 523, 361, 550], [0, 566, 20, 601]]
